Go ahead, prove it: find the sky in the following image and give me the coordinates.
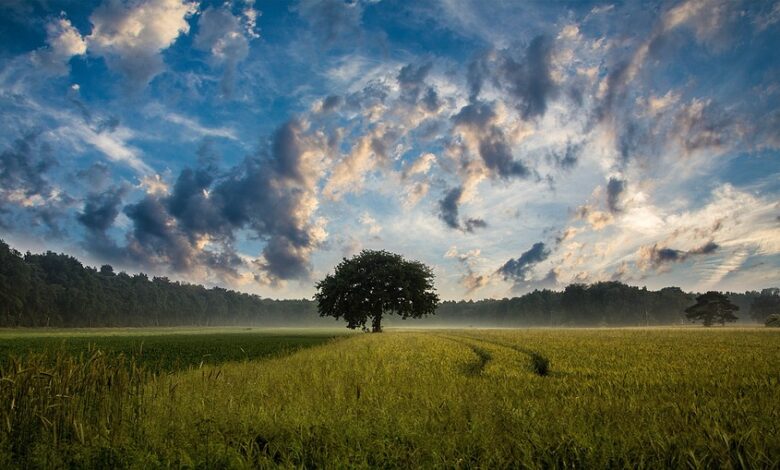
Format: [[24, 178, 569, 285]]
[[0, 0, 778, 300]]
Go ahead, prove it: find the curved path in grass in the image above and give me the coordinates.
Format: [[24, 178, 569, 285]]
[[435, 332, 552, 376]]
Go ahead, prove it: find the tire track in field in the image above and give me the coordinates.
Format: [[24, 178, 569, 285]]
[[435, 335, 493, 376], [437, 333, 551, 377]]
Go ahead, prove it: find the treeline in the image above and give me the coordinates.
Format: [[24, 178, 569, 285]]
[[0, 240, 326, 327], [421, 285, 777, 327], [0, 240, 777, 327]]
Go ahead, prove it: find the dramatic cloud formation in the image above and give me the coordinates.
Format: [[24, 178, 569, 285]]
[[114, 118, 326, 283], [0, 0, 778, 298]]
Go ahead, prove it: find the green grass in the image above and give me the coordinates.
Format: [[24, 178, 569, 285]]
[[0, 326, 346, 339], [1, 327, 779, 468], [0, 327, 346, 372]]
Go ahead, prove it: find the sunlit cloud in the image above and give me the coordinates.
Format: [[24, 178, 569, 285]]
[[0, 0, 777, 299]]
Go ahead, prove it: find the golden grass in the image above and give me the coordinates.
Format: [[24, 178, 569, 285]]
[[2, 328, 779, 467]]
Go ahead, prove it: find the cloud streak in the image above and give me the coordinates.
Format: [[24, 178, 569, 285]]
[[498, 242, 551, 284]]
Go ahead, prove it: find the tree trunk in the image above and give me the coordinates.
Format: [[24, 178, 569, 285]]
[[372, 314, 382, 333]]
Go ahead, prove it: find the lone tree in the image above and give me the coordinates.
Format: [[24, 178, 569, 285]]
[[684, 291, 739, 326], [314, 250, 439, 332]]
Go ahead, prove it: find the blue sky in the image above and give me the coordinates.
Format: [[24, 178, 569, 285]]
[[0, 0, 778, 299]]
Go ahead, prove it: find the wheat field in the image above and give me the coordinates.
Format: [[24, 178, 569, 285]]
[[1, 328, 779, 467]]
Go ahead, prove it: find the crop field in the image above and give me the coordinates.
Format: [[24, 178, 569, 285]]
[[1, 327, 779, 468], [0, 328, 345, 372]]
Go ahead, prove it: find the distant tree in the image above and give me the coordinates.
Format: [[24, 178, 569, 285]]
[[685, 292, 739, 326], [314, 250, 439, 332], [749, 288, 780, 323], [766, 314, 780, 327], [0, 240, 32, 324]]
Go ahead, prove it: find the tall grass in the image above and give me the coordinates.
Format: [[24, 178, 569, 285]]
[[0, 328, 778, 467], [0, 349, 149, 467]]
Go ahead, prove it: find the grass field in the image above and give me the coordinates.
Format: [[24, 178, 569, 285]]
[[1, 327, 779, 468], [0, 327, 346, 372]]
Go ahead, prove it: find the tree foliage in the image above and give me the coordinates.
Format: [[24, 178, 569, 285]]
[[749, 288, 780, 323], [314, 250, 439, 332], [684, 291, 739, 326], [433, 283, 697, 326], [0, 239, 322, 327]]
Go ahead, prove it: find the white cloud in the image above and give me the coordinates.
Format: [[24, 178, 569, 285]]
[[48, 18, 87, 57], [403, 181, 430, 208], [139, 174, 170, 195], [359, 212, 382, 236], [3, 93, 154, 176], [402, 152, 436, 178], [195, 7, 249, 63], [32, 16, 86, 74], [553, 183, 779, 290], [87, 0, 198, 87], [240, 0, 261, 38], [638, 90, 680, 115], [194, 6, 256, 96], [322, 127, 389, 200], [324, 54, 399, 94], [60, 122, 152, 175], [148, 107, 238, 140]]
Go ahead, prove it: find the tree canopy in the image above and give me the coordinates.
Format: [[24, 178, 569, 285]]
[[0, 239, 322, 327], [685, 291, 739, 326], [749, 288, 780, 323], [314, 250, 439, 332]]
